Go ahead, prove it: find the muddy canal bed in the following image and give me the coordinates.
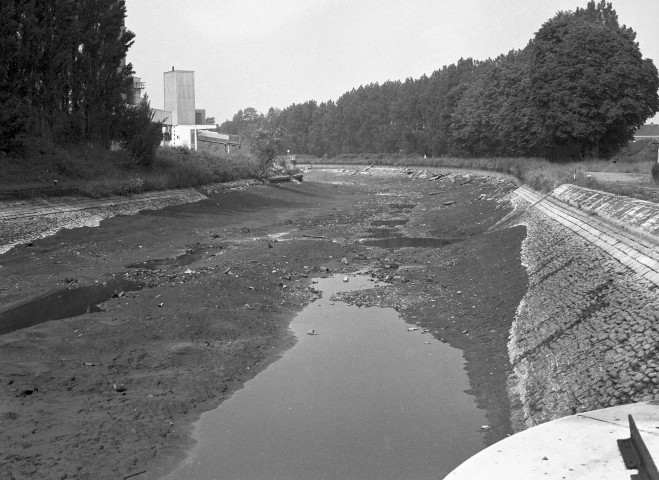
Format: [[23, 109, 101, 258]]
[[0, 168, 527, 479]]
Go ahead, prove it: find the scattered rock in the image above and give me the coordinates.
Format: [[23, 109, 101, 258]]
[[17, 388, 38, 397]]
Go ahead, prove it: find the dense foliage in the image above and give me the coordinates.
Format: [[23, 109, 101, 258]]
[[530, 2, 659, 158], [0, 0, 136, 153], [112, 96, 163, 166], [221, 1, 658, 160], [251, 127, 285, 175]]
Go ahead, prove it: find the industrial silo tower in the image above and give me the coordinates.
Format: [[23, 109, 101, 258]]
[[163, 68, 195, 126]]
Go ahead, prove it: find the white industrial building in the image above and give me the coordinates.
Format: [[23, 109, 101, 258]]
[[151, 68, 240, 153]]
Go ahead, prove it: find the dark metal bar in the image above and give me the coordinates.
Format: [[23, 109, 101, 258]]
[[617, 414, 659, 480]]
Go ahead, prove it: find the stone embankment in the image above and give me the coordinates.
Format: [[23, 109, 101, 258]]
[[0, 179, 266, 255], [503, 185, 659, 430], [0, 189, 208, 255]]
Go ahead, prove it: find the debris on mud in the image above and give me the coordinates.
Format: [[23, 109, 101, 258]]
[[0, 166, 526, 479]]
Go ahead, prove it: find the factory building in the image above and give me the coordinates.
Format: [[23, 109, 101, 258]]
[[164, 69, 195, 126], [126, 76, 146, 106], [150, 68, 240, 153]]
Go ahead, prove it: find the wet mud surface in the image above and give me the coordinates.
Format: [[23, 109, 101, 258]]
[[0, 168, 527, 479], [0, 278, 143, 335]]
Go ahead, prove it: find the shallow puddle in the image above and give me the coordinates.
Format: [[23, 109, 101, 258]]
[[361, 236, 460, 248], [0, 278, 142, 335], [163, 274, 487, 480]]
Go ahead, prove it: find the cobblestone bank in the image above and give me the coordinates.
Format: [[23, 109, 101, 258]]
[[504, 187, 659, 430], [555, 184, 659, 237], [0, 188, 207, 255]]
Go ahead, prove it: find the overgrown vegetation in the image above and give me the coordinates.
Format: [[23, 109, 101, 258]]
[[0, 140, 261, 198], [220, 1, 658, 161], [251, 128, 285, 176], [305, 138, 659, 201], [1, 1, 135, 152], [1, 0, 166, 170], [1, 0, 658, 202], [151, 148, 260, 188], [111, 96, 163, 167], [0, 133, 655, 202]]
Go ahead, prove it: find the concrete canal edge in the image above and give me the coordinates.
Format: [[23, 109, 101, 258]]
[[446, 401, 659, 479], [449, 184, 659, 478]]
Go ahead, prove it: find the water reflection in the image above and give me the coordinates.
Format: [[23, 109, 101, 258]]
[[0, 278, 142, 335], [163, 274, 486, 480], [361, 237, 460, 248]]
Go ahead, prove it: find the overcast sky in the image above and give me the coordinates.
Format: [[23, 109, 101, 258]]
[[125, 0, 659, 124]]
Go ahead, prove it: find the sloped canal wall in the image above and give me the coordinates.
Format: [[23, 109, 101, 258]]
[[0, 189, 208, 255], [0, 180, 268, 256], [505, 185, 659, 430]]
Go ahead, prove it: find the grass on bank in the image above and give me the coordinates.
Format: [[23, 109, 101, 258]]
[[306, 142, 659, 202], [1, 137, 657, 201], [0, 139, 264, 197]]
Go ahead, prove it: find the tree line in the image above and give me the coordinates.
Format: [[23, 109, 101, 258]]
[[221, 1, 659, 160], [1, 0, 161, 162]]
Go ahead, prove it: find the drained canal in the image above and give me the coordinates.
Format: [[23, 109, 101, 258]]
[[163, 273, 488, 480]]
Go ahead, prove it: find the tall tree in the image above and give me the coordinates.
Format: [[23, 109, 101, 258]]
[[0, 1, 31, 152], [451, 49, 541, 157], [0, 0, 134, 151], [217, 1, 659, 161], [73, 0, 134, 147], [529, 1, 659, 158]]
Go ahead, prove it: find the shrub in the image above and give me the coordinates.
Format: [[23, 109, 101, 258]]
[[152, 147, 260, 187], [0, 96, 31, 155], [251, 128, 284, 175], [269, 156, 301, 176], [112, 96, 163, 167]]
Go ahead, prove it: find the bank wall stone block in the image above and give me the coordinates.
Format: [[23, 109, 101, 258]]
[[507, 187, 659, 430], [554, 184, 659, 238]]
